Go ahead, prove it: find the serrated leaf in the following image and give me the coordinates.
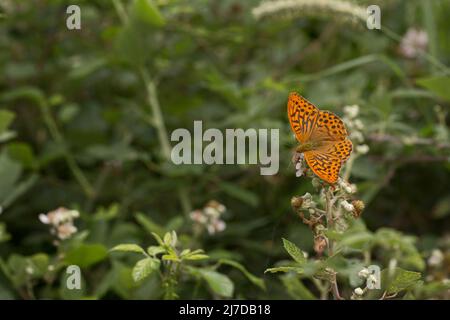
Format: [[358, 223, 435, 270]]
[[110, 244, 145, 254], [383, 268, 422, 294], [282, 238, 307, 265], [132, 258, 160, 282]]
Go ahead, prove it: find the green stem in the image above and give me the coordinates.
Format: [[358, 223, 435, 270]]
[[38, 102, 94, 198], [112, 0, 192, 216]]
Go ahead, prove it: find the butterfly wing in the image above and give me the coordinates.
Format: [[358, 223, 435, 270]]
[[287, 92, 319, 143], [310, 110, 348, 142], [304, 139, 353, 183]]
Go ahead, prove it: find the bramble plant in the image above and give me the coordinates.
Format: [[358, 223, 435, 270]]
[[265, 105, 430, 300], [110, 229, 265, 299]]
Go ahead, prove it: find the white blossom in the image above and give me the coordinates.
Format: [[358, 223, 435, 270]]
[[358, 268, 370, 278], [354, 287, 364, 296], [428, 249, 444, 267], [341, 200, 355, 212], [344, 105, 359, 119], [356, 144, 369, 154]]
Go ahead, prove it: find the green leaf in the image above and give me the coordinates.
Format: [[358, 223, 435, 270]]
[[147, 246, 165, 256], [161, 253, 180, 262], [132, 258, 160, 282], [7, 143, 35, 169], [197, 269, 234, 297], [183, 254, 209, 261], [0, 110, 15, 133], [281, 274, 316, 300], [416, 76, 450, 101], [0, 223, 11, 243], [30, 253, 49, 277], [264, 266, 304, 274], [65, 244, 108, 268], [381, 268, 422, 295], [218, 259, 265, 290], [110, 244, 145, 254], [150, 232, 165, 246], [131, 0, 165, 27], [282, 238, 307, 265], [0, 151, 23, 205]]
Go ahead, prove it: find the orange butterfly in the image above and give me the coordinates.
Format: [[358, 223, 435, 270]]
[[287, 92, 352, 184]]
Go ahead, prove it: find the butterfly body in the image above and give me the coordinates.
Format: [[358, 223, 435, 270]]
[[287, 92, 353, 184], [295, 141, 321, 153]]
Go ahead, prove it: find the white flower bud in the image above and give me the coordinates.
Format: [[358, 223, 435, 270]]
[[26, 266, 34, 275], [428, 249, 444, 267], [344, 105, 359, 118], [358, 268, 370, 278], [356, 144, 369, 154], [39, 213, 50, 224], [341, 200, 355, 212], [354, 119, 364, 130], [351, 131, 364, 143], [354, 287, 364, 296]]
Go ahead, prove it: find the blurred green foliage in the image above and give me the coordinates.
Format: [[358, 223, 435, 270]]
[[0, 0, 449, 299]]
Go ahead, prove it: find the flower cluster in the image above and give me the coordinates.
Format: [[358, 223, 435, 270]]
[[39, 207, 79, 240], [399, 28, 428, 59], [342, 105, 369, 156], [189, 200, 226, 235]]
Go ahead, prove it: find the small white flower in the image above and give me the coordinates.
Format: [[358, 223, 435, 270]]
[[354, 287, 364, 296], [358, 268, 370, 278], [217, 204, 226, 214], [350, 131, 364, 143], [204, 207, 220, 218], [353, 119, 364, 130], [356, 144, 369, 154], [341, 200, 355, 212], [189, 210, 207, 224], [214, 220, 226, 233], [48, 265, 55, 272], [343, 105, 359, 119], [26, 266, 34, 275], [39, 213, 50, 224], [428, 249, 444, 267], [56, 223, 77, 240]]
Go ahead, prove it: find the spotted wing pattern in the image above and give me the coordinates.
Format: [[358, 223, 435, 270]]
[[304, 139, 353, 184], [287, 92, 319, 143], [287, 91, 353, 184]]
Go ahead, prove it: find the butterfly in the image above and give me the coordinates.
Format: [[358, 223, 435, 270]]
[[287, 92, 352, 184]]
